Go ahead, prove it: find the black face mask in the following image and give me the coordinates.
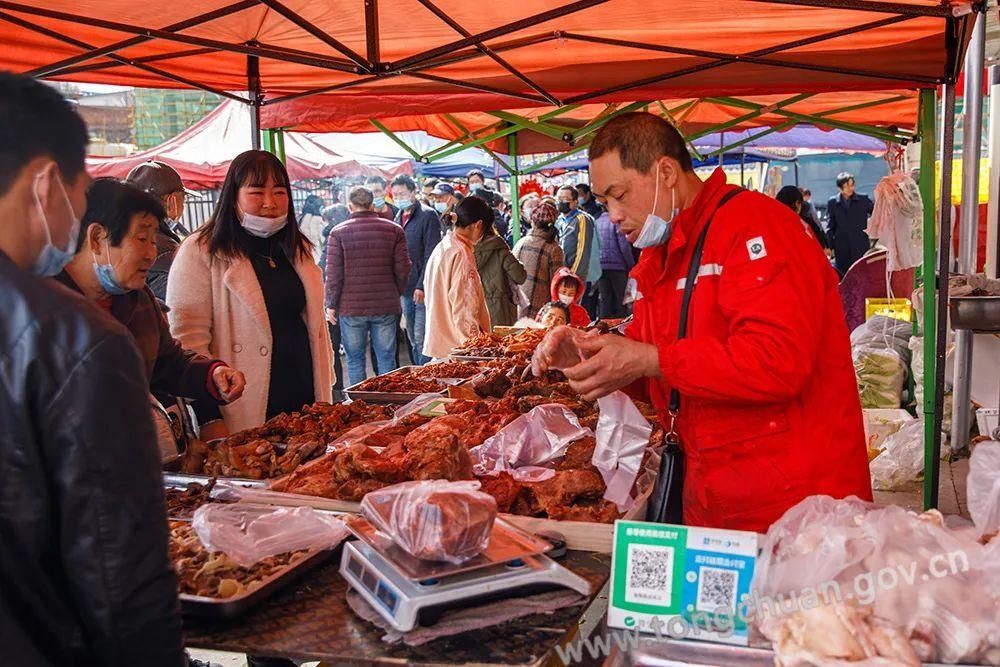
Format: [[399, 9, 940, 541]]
[[557, 202, 572, 214]]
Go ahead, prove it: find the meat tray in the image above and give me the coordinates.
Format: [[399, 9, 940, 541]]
[[345, 366, 461, 404], [178, 545, 337, 619]]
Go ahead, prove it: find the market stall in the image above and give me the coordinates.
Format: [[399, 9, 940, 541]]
[[0, 1, 993, 665]]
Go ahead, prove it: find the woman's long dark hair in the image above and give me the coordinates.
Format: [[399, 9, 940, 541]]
[[452, 195, 495, 234], [197, 150, 311, 261]]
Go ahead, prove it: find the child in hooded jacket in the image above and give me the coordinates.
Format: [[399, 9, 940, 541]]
[[550, 267, 590, 327]]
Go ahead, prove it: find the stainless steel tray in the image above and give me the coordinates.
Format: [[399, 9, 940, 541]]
[[950, 296, 1000, 332], [163, 472, 268, 488], [449, 354, 504, 362], [345, 366, 447, 404], [178, 544, 336, 619]]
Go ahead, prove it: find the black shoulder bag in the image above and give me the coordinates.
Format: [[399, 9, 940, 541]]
[[645, 188, 744, 524]]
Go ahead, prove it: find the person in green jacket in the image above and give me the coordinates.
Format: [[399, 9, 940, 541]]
[[472, 195, 527, 327]]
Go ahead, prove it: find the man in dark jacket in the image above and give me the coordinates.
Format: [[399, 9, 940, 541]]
[[827, 172, 874, 276], [325, 186, 412, 386], [391, 174, 442, 365], [126, 160, 189, 301], [576, 183, 605, 220], [0, 72, 185, 665]]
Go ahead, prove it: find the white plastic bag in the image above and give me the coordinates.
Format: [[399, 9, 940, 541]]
[[593, 391, 651, 512], [869, 418, 924, 490], [868, 172, 922, 272], [329, 393, 442, 449], [754, 496, 1000, 665], [192, 503, 349, 567], [967, 440, 1000, 538], [854, 345, 905, 408], [361, 480, 497, 564], [470, 404, 593, 481]]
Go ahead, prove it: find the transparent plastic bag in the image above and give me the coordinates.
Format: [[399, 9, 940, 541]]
[[854, 345, 905, 408], [593, 391, 651, 512], [361, 480, 497, 564], [754, 496, 1000, 665], [531, 325, 592, 374], [469, 404, 593, 481], [869, 418, 924, 491], [329, 393, 443, 449], [968, 440, 1000, 538], [192, 503, 349, 567]]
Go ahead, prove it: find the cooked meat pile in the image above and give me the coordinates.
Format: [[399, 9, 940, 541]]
[[180, 401, 394, 479], [169, 521, 308, 599], [454, 328, 547, 358], [164, 480, 229, 520], [353, 372, 446, 394], [414, 361, 484, 379]]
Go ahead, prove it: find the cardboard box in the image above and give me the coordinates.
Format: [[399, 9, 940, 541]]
[[607, 521, 759, 645]]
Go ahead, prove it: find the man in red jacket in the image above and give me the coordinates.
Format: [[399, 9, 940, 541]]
[[535, 113, 872, 532]]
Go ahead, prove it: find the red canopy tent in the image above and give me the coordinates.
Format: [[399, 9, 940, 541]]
[[0, 1, 976, 134], [86, 99, 403, 187]]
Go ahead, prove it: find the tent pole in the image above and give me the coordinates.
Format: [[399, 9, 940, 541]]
[[275, 128, 286, 164], [509, 133, 521, 245], [989, 65, 1000, 279], [951, 10, 985, 454], [919, 87, 938, 510], [930, 83, 957, 509], [740, 151, 745, 186], [719, 132, 725, 168], [247, 54, 261, 150], [794, 158, 799, 186]]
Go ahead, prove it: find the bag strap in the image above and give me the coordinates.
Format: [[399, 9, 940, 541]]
[[667, 188, 744, 415]]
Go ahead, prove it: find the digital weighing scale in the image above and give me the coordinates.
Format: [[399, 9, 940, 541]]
[[340, 516, 592, 632]]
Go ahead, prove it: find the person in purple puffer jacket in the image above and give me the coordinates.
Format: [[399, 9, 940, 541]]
[[595, 210, 636, 318], [325, 186, 412, 386]]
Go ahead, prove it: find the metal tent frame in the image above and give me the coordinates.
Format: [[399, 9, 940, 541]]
[[5, 0, 989, 509]]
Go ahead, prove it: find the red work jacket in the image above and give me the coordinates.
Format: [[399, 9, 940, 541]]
[[627, 169, 872, 533]]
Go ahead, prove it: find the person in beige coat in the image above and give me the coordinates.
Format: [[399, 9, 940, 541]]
[[167, 150, 332, 437], [422, 196, 492, 360]]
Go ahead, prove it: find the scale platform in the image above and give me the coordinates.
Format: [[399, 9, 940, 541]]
[[340, 516, 592, 632]]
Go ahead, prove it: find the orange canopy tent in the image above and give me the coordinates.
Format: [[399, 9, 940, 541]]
[[0, 1, 977, 127]]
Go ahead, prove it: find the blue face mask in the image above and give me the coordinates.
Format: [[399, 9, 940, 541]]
[[395, 197, 412, 210], [30, 171, 81, 277], [434, 201, 448, 213], [633, 163, 678, 249], [470, 183, 483, 192], [92, 238, 130, 296], [374, 196, 386, 208]]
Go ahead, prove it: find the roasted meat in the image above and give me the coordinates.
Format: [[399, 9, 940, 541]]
[[517, 469, 620, 524], [477, 472, 523, 513], [354, 373, 445, 394], [402, 418, 474, 481]]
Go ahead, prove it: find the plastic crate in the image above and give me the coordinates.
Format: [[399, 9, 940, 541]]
[[865, 298, 912, 323]]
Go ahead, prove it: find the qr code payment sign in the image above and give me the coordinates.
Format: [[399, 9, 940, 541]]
[[624, 544, 673, 607], [695, 566, 738, 613]]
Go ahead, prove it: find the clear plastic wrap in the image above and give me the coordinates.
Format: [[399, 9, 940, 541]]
[[854, 345, 905, 409], [469, 404, 592, 481], [754, 496, 1000, 665], [592, 391, 651, 512], [192, 503, 349, 567], [869, 418, 924, 491], [360, 480, 497, 563], [329, 393, 442, 449], [968, 441, 1000, 538], [531, 325, 592, 374], [868, 172, 922, 272]]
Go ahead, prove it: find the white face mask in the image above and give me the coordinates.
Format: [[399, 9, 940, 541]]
[[558, 293, 575, 305], [633, 162, 678, 249], [240, 210, 288, 238]]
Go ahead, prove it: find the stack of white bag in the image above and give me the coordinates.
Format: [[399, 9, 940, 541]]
[[851, 316, 911, 409], [754, 442, 1000, 666]]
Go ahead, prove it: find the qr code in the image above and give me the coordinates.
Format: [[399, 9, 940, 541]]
[[696, 566, 737, 613], [624, 544, 673, 606]]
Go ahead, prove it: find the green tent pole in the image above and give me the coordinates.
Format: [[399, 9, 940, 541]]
[[918, 88, 937, 512], [509, 133, 521, 244], [274, 128, 286, 165]]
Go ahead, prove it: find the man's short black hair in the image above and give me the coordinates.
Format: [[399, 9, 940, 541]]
[[78, 178, 166, 249], [802, 188, 811, 196], [364, 175, 387, 188], [0, 72, 89, 198], [390, 174, 417, 192], [589, 112, 693, 173], [423, 177, 439, 189], [836, 172, 855, 189], [466, 169, 485, 182], [557, 184, 577, 197], [575, 183, 592, 196], [349, 186, 375, 209]]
